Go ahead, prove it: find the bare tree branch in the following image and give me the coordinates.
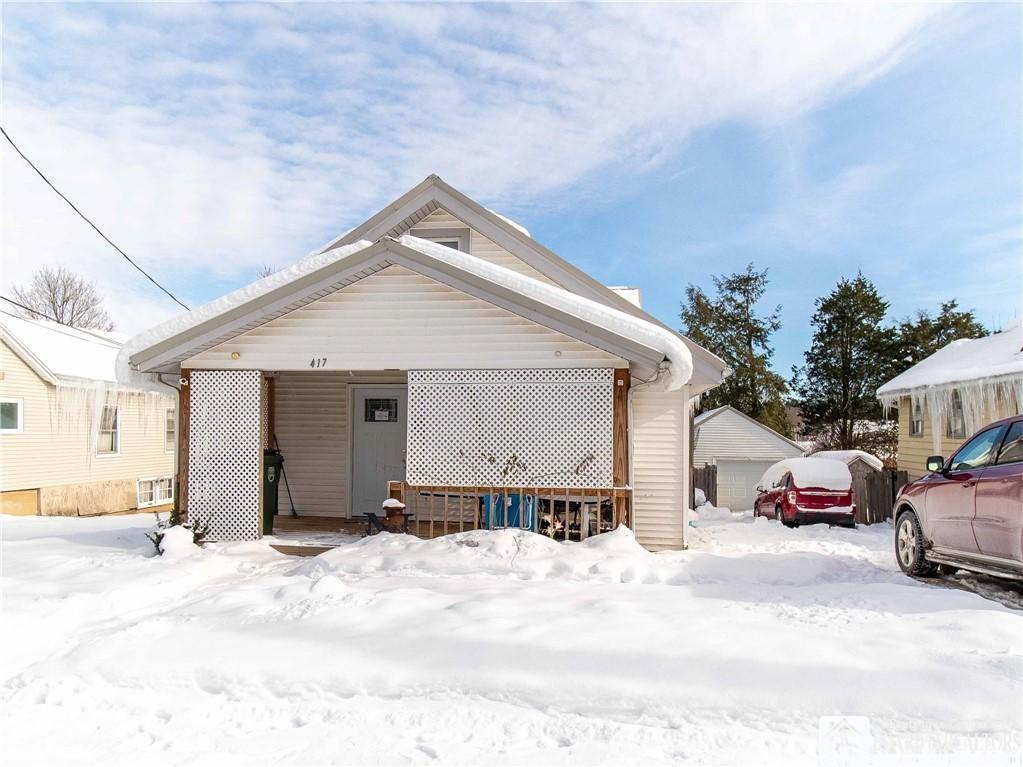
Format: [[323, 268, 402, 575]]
[[11, 266, 115, 331]]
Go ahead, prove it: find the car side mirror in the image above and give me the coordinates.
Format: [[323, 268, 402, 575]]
[[755, 485, 763, 493], [926, 455, 945, 473]]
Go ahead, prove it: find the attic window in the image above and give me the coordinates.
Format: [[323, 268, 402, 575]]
[[408, 226, 469, 253]]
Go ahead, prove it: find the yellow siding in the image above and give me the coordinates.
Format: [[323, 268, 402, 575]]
[[0, 341, 176, 512], [896, 394, 1018, 477]]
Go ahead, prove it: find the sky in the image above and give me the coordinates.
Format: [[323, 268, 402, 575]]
[[2, 2, 1020, 374]]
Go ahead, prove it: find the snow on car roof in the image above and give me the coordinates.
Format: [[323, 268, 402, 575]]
[[0, 310, 123, 384], [810, 449, 883, 471], [759, 457, 852, 491], [877, 318, 1023, 396]]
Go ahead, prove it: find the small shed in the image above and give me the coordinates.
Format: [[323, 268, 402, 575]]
[[808, 449, 883, 523], [693, 406, 805, 510]]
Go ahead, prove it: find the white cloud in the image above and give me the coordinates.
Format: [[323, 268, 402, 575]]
[[1, 2, 945, 333]]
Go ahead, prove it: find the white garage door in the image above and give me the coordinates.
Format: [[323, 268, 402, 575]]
[[715, 460, 777, 511]]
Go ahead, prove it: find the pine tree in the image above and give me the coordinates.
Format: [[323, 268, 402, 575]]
[[895, 300, 988, 370], [794, 274, 895, 449], [681, 263, 791, 436]]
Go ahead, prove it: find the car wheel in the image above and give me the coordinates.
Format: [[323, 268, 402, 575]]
[[895, 511, 936, 577], [775, 506, 783, 524]]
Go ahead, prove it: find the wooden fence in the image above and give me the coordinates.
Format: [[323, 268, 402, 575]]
[[855, 470, 908, 525], [692, 465, 718, 507]]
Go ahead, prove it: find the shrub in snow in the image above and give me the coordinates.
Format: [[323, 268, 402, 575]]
[[146, 507, 210, 556]]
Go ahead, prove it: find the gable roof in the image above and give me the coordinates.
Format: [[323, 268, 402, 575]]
[[0, 310, 126, 385], [321, 175, 728, 390], [877, 318, 1023, 398], [694, 405, 806, 455], [123, 236, 692, 387]]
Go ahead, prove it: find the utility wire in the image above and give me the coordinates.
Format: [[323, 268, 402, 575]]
[[0, 125, 190, 311], [0, 295, 121, 346]]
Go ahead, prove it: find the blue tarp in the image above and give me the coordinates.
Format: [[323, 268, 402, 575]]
[[481, 493, 537, 530]]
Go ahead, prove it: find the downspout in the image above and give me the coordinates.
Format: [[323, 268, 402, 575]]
[[156, 372, 182, 516]]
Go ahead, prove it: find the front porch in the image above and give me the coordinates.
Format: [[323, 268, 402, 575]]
[[265, 483, 633, 556]]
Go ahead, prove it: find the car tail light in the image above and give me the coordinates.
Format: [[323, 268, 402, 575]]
[[787, 491, 796, 505]]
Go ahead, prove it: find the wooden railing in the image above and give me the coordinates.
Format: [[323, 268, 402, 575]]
[[386, 482, 632, 541]]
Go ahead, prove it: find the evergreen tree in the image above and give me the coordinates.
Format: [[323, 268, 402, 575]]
[[681, 263, 791, 436], [794, 274, 895, 449], [895, 300, 988, 370]]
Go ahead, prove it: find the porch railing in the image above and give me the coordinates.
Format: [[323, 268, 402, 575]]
[[386, 482, 632, 541]]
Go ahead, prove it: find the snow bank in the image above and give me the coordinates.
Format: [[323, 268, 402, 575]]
[[810, 449, 883, 471], [116, 240, 373, 389], [759, 457, 852, 491], [399, 235, 693, 389], [694, 487, 707, 506]]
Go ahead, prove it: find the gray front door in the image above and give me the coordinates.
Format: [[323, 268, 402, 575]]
[[351, 386, 407, 517]]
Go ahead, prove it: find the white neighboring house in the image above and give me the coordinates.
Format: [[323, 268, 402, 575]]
[[120, 175, 729, 550], [693, 405, 805, 510], [0, 311, 176, 516]]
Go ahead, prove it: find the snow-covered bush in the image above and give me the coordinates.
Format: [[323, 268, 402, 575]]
[[146, 507, 210, 556]]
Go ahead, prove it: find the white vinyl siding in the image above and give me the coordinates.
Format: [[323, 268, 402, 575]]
[[273, 371, 406, 518], [631, 387, 688, 550], [0, 340, 175, 493], [184, 266, 625, 372], [693, 408, 803, 466]]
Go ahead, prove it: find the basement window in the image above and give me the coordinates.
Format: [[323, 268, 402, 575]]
[[137, 477, 174, 508]]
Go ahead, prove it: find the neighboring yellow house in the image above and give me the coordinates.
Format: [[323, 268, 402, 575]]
[[877, 319, 1022, 477], [0, 310, 177, 516]]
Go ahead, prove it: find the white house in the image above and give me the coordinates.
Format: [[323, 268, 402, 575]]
[[693, 405, 804, 510], [0, 310, 176, 516], [120, 175, 729, 550]]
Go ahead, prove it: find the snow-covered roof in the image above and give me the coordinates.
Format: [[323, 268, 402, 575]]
[[608, 286, 642, 308], [122, 236, 693, 391], [758, 457, 852, 491], [810, 449, 883, 471], [877, 319, 1023, 397], [0, 310, 124, 385]]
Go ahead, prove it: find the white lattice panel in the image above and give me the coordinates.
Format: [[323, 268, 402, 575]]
[[188, 370, 261, 541], [407, 369, 613, 488]]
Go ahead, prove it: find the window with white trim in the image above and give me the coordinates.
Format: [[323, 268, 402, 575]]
[[165, 408, 176, 452], [1, 398, 23, 433], [98, 405, 119, 454], [137, 476, 174, 508], [909, 400, 924, 438], [946, 390, 967, 439]]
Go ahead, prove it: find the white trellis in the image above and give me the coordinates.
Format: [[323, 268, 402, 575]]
[[406, 369, 613, 488], [188, 369, 262, 541]]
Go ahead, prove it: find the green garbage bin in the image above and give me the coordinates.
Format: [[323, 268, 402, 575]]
[[263, 449, 284, 535]]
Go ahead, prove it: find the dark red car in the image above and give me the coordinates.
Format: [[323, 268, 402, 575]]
[[754, 457, 856, 528], [894, 414, 1023, 580]]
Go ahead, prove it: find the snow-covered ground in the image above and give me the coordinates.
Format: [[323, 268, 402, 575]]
[[2, 512, 1020, 766]]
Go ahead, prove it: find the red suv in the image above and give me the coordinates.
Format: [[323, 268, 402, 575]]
[[894, 415, 1023, 580], [754, 458, 856, 528]]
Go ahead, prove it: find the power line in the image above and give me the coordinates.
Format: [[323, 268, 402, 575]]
[[0, 125, 190, 311], [0, 295, 121, 346]]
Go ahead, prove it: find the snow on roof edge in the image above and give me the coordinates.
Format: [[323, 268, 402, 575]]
[[117, 240, 374, 390]]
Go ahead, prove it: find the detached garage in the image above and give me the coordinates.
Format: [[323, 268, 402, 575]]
[[693, 406, 805, 510]]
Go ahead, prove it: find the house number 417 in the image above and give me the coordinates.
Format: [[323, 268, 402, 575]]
[[309, 357, 327, 368]]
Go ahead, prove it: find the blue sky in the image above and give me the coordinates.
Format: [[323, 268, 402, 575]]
[[2, 3, 1019, 374]]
